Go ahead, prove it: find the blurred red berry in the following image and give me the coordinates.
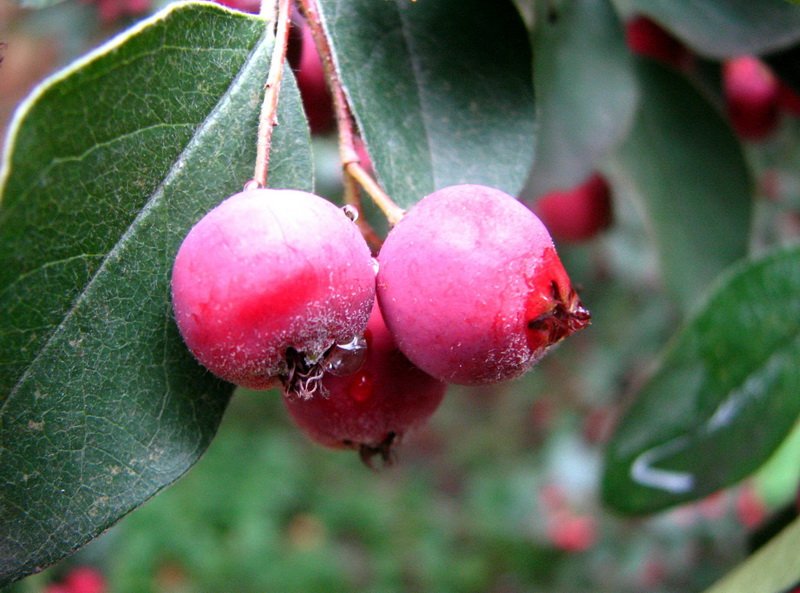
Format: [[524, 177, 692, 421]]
[[63, 567, 106, 593], [625, 15, 690, 69], [213, 0, 260, 12], [533, 173, 612, 243], [723, 56, 780, 141], [289, 20, 335, 134], [778, 80, 800, 116], [735, 484, 766, 529], [85, 0, 150, 23], [546, 512, 597, 552]]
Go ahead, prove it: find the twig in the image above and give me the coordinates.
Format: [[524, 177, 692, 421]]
[[253, 0, 292, 187], [297, 0, 405, 226]]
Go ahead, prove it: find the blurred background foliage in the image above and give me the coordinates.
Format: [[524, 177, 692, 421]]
[[2, 0, 800, 592]]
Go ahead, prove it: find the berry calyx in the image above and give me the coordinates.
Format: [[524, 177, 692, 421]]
[[533, 173, 613, 243], [283, 302, 447, 465], [376, 184, 590, 385], [723, 56, 780, 141], [171, 188, 375, 393]]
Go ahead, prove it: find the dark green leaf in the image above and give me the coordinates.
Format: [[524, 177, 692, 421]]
[[0, 3, 312, 584], [522, 0, 638, 199], [630, 0, 800, 58], [317, 0, 536, 209], [602, 246, 800, 515], [610, 60, 753, 313]]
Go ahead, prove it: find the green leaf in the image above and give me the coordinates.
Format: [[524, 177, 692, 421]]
[[317, 0, 536, 209], [522, 0, 638, 199], [610, 60, 753, 313], [0, 3, 312, 584], [630, 0, 800, 58], [702, 518, 800, 593], [602, 246, 800, 515]]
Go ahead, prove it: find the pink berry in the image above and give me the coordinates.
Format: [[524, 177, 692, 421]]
[[284, 302, 446, 464], [533, 173, 612, 243], [735, 484, 766, 529], [290, 20, 334, 135], [723, 56, 780, 141], [171, 189, 375, 392], [376, 184, 590, 385], [62, 567, 106, 593], [625, 15, 690, 69], [546, 512, 597, 552], [213, 0, 260, 12]]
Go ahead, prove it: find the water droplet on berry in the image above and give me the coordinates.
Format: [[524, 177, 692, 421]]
[[323, 335, 367, 376], [342, 204, 359, 222], [348, 371, 374, 403], [243, 179, 263, 191]]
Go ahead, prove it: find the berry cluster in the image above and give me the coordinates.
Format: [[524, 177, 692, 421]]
[[172, 184, 590, 459]]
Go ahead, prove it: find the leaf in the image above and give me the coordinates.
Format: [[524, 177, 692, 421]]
[[702, 518, 800, 593], [0, 3, 312, 584], [610, 60, 753, 313], [602, 246, 800, 515], [630, 0, 800, 58], [522, 0, 638, 199], [317, 0, 536, 209]]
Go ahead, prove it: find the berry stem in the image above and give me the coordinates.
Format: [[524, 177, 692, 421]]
[[296, 0, 406, 226], [253, 0, 292, 188]]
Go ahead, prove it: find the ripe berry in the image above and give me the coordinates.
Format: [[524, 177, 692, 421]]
[[171, 188, 375, 392], [723, 56, 780, 141], [376, 184, 590, 385], [284, 302, 447, 464], [533, 173, 612, 243], [625, 15, 690, 70]]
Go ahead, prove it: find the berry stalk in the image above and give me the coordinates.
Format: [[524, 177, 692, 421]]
[[253, 0, 292, 187], [296, 0, 406, 226]]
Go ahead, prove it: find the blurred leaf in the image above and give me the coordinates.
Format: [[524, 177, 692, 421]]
[[522, 0, 638, 199], [702, 518, 800, 593], [17, 0, 67, 7], [611, 60, 753, 313], [317, 0, 535, 209], [630, 0, 800, 58], [602, 245, 800, 514], [0, 3, 312, 584]]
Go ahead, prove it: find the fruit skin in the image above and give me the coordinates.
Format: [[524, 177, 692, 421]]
[[283, 303, 447, 463], [171, 189, 375, 391], [376, 184, 590, 385], [723, 56, 780, 141], [533, 173, 612, 243], [625, 15, 690, 70]]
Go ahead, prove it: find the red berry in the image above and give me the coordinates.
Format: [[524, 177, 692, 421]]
[[63, 567, 106, 593], [291, 20, 335, 135], [377, 184, 590, 385], [723, 56, 780, 141], [284, 302, 446, 464], [533, 173, 612, 243], [735, 484, 766, 529], [213, 0, 260, 12], [625, 15, 690, 69], [546, 512, 597, 552], [171, 189, 375, 392], [778, 80, 800, 116]]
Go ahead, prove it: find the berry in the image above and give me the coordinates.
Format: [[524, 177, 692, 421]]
[[284, 302, 447, 464], [723, 56, 780, 141], [62, 567, 106, 593], [290, 20, 335, 135], [546, 511, 597, 552], [533, 173, 612, 243], [171, 189, 375, 392], [213, 0, 260, 12], [376, 184, 590, 385], [625, 15, 690, 69]]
